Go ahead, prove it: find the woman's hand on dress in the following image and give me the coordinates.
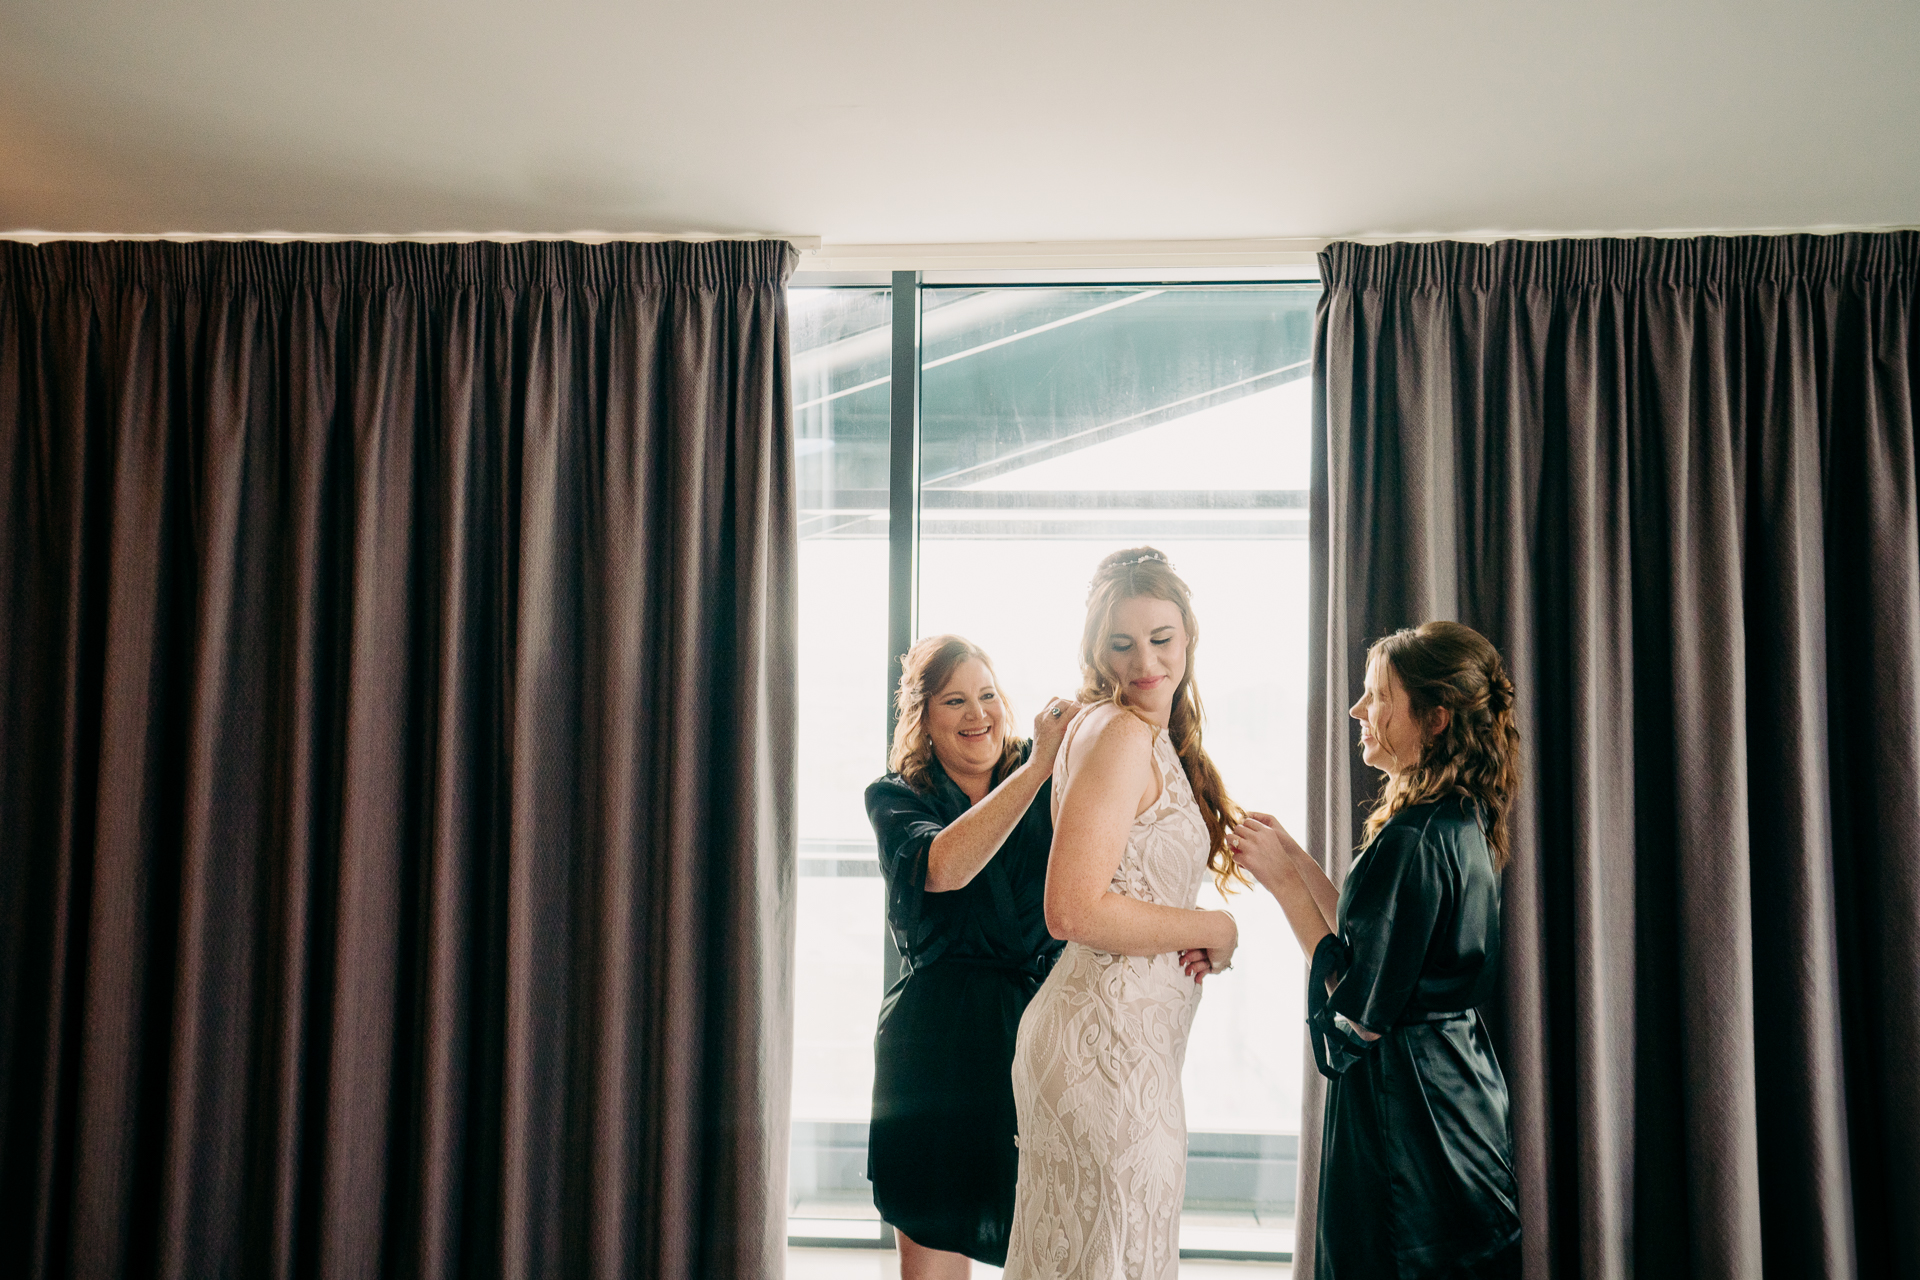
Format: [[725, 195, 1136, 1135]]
[[1031, 697, 1082, 768], [1226, 813, 1290, 888]]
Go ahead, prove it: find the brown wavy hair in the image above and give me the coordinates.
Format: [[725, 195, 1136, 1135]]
[[888, 634, 1026, 793], [1360, 621, 1522, 870], [1077, 547, 1246, 893]]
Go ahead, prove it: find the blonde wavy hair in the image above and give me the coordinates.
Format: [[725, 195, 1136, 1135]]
[[1361, 621, 1523, 870], [1077, 547, 1246, 893], [888, 634, 1026, 793]]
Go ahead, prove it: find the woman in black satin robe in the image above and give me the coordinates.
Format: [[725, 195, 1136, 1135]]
[[1229, 621, 1523, 1279], [864, 634, 1078, 1278]]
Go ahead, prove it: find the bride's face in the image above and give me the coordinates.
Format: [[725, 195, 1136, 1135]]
[[1105, 595, 1188, 725]]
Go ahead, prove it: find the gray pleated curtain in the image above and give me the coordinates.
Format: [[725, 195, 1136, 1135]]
[[0, 240, 798, 1280], [1302, 233, 1919, 1280]]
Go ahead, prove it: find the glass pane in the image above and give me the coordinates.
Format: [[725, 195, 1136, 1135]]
[[917, 284, 1318, 1260], [788, 287, 892, 1247]]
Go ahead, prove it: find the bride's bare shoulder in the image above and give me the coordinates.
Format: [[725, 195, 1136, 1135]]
[[1068, 703, 1153, 759]]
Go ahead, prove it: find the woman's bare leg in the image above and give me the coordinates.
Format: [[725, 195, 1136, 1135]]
[[896, 1229, 971, 1280]]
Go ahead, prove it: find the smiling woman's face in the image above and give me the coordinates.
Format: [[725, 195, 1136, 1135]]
[[924, 658, 1008, 784], [1349, 653, 1425, 777], [1106, 595, 1188, 726]]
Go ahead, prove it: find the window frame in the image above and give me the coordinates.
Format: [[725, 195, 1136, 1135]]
[[787, 264, 1319, 1264]]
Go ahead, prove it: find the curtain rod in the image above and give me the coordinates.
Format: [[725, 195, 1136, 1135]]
[[0, 231, 824, 248], [7, 227, 1911, 261]]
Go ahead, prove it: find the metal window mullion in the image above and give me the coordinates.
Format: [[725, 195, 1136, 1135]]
[[886, 270, 923, 748], [875, 272, 923, 1253], [881, 275, 921, 987]]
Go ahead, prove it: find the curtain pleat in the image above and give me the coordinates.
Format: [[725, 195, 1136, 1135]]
[[0, 239, 798, 1280], [1305, 233, 1920, 1280]]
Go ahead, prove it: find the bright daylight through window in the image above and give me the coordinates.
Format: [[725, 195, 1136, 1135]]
[[789, 280, 1318, 1266]]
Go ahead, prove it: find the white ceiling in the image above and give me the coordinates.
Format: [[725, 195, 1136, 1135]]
[[3, 0, 1917, 244]]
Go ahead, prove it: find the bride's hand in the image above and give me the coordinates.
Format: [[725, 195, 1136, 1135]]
[[1178, 945, 1236, 983], [1178, 911, 1238, 983], [1178, 948, 1213, 982]]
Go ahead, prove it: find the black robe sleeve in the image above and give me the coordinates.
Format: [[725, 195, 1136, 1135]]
[[865, 776, 948, 962], [1308, 821, 1446, 1077]]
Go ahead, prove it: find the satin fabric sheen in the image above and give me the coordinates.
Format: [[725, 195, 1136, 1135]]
[[1309, 797, 1521, 1278]]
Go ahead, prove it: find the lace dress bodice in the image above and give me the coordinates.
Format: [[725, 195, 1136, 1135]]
[[1003, 720, 1213, 1280], [1078, 725, 1210, 911]]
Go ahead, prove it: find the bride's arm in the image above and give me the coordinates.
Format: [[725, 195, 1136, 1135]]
[[1043, 708, 1238, 959]]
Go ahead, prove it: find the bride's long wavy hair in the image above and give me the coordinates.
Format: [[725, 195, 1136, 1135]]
[[1361, 621, 1522, 869], [1077, 547, 1246, 893]]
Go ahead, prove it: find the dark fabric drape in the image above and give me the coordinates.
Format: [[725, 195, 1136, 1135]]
[[1302, 233, 1919, 1280], [0, 239, 798, 1280]]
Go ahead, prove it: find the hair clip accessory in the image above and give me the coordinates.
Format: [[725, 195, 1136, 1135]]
[[1110, 550, 1170, 569]]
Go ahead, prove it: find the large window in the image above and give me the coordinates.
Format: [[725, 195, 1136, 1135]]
[[789, 279, 1317, 1266]]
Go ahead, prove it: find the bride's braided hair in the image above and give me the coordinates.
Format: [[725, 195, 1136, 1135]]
[[1361, 621, 1522, 870], [1078, 547, 1247, 893]]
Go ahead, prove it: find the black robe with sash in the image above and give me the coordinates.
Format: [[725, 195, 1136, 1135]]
[[1308, 796, 1522, 1279]]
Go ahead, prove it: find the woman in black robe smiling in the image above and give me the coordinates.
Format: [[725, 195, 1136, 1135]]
[[864, 635, 1079, 1278], [1228, 621, 1523, 1279]]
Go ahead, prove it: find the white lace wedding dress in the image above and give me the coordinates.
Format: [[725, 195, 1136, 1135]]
[[1002, 722, 1212, 1280]]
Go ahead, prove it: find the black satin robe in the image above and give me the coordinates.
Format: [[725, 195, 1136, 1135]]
[[864, 747, 1062, 1266], [1308, 796, 1522, 1279]]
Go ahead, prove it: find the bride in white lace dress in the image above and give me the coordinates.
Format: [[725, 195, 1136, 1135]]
[[1004, 548, 1245, 1280]]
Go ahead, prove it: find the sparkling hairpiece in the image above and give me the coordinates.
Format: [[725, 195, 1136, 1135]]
[[1089, 549, 1175, 599]]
